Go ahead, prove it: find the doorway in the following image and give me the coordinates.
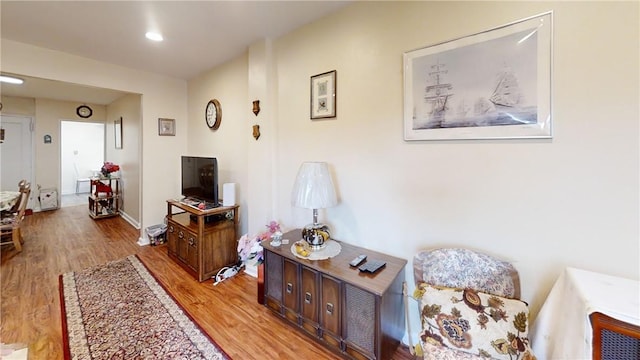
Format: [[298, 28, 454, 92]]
[[60, 121, 104, 207], [0, 115, 34, 207]]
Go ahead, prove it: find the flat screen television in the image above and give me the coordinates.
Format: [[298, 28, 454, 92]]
[[181, 156, 219, 206]]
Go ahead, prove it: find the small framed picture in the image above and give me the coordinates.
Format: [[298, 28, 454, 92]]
[[158, 118, 175, 136], [310, 70, 336, 119]]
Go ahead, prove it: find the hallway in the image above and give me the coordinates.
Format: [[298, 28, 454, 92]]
[[59, 193, 86, 208]]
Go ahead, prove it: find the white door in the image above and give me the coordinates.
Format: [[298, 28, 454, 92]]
[[0, 115, 34, 196]]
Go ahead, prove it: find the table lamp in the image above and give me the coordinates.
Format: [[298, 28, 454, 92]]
[[291, 162, 338, 250]]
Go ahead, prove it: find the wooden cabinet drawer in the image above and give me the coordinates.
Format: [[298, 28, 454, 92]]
[[283, 259, 298, 323], [320, 274, 342, 349], [185, 231, 198, 271], [300, 266, 319, 335], [166, 222, 178, 255]]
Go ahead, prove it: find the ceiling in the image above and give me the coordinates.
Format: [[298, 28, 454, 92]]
[[0, 1, 350, 105]]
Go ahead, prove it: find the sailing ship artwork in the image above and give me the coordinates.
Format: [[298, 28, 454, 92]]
[[410, 28, 539, 131]]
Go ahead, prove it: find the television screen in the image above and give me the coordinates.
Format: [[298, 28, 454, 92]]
[[181, 156, 219, 205]]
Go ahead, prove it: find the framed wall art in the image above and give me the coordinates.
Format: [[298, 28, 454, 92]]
[[403, 11, 553, 141], [310, 70, 336, 119], [114, 117, 123, 149], [158, 118, 175, 136]]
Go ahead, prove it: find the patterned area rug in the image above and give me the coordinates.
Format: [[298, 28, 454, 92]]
[[59, 255, 229, 360]]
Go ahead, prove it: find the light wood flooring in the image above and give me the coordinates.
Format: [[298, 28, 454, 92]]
[[1, 205, 415, 360]]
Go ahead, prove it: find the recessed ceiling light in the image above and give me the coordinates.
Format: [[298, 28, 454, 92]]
[[145, 32, 163, 42], [0, 75, 24, 84]]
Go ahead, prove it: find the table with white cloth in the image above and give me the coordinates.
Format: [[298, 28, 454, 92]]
[[530, 267, 640, 360], [0, 191, 21, 212]]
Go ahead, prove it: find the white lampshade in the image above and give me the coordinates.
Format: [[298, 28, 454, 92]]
[[291, 162, 338, 251], [291, 162, 338, 210]]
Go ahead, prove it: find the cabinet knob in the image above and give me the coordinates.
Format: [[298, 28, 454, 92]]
[[286, 282, 293, 294], [305, 292, 312, 304], [326, 302, 334, 315]]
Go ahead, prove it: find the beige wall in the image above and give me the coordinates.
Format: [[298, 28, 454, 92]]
[[107, 94, 142, 224], [2, 94, 143, 225], [186, 0, 639, 326], [33, 99, 107, 193], [187, 54, 250, 233], [1, 96, 35, 116], [2, 40, 188, 241]]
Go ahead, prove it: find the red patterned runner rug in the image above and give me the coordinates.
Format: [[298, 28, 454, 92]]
[[59, 255, 229, 359]]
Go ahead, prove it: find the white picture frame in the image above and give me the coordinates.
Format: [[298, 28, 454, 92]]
[[403, 12, 553, 141], [114, 117, 122, 149], [158, 118, 175, 136]]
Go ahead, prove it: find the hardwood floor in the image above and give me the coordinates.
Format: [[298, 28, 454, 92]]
[[1, 206, 416, 360]]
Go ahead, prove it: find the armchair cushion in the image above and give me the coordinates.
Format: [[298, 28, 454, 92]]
[[417, 283, 535, 360], [422, 342, 485, 360], [413, 248, 520, 299]]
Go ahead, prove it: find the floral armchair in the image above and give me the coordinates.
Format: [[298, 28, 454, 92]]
[[407, 248, 536, 360]]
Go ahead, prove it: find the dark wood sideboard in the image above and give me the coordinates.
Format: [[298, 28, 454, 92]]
[[262, 229, 407, 360]]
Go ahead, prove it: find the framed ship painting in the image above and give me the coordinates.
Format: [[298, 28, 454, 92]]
[[403, 11, 552, 141]]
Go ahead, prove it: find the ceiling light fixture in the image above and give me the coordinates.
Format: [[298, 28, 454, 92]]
[[0, 75, 24, 84], [145, 32, 163, 42]]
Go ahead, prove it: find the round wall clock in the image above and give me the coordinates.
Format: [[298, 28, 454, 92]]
[[76, 105, 93, 118], [205, 99, 222, 130]]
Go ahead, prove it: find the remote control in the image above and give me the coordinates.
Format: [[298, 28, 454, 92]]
[[349, 254, 367, 267], [359, 260, 386, 274]]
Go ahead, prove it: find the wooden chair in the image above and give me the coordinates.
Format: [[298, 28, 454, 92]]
[[1, 179, 27, 217], [1, 182, 31, 252]]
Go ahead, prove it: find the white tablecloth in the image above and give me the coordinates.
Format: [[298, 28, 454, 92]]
[[530, 267, 640, 360], [0, 191, 20, 212]]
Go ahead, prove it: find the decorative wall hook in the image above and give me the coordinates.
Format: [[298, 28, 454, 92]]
[[252, 124, 261, 140], [252, 100, 260, 116]]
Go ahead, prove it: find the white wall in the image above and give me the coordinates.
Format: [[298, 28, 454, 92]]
[[187, 0, 639, 326]]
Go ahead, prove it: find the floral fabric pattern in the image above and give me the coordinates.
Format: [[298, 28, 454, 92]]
[[413, 248, 520, 299], [422, 342, 486, 360], [418, 284, 536, 360]]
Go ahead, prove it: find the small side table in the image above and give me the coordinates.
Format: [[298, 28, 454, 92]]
[[88, 176, 120, 219]]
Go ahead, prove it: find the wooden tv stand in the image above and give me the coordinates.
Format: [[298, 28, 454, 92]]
[[165, 200, 239, 282], [262, 229, 407, 359]]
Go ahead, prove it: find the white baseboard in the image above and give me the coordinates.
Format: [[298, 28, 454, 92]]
[[244, 268, 257, 278], [244, 262, 258, 278], [119, 210, 140, 229]]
